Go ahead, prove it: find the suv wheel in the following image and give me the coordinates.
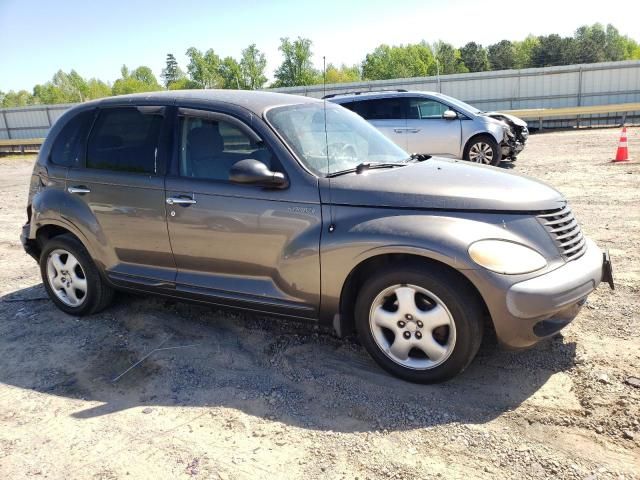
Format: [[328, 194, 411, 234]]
[[354, 266, 483, 383], [40, 234, 114, 316], [464, 136, 501, 166]]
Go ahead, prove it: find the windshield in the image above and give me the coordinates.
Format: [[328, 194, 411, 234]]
[[435, 93, 483, 115], [266, 102, 409, 176]]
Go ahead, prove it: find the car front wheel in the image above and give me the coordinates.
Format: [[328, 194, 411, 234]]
[[464, 136, 501, 166], [354, 265, 483, 383]]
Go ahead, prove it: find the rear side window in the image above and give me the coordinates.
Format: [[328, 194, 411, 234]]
[[357, 98, 405, 120], [87, 107, 163, 173], [50, 109, 95, 167]]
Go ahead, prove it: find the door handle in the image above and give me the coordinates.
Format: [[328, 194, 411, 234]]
[[166, 196, 196, 205], [408, 128, 421, 133], [393, 128, 407, 133], [68, 186, 91, 194]]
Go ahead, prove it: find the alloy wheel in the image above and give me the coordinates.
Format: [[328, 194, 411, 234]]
[[46, 249, 88, 307], [468, 142, 494, 164], [368, 284, 456, 370]]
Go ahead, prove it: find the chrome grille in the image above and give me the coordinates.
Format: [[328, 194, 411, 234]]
[[538, 204, 586, 259]]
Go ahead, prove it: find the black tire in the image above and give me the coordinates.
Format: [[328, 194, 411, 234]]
[[463, 135, 502, 166], [354, 264, 483, 383], [39, 234, 114, 316]]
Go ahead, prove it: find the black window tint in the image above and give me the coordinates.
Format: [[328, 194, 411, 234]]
[[50, 109, 95, 167], [359, 98, 405, 120], [341, 101, 365, 116], [179, 116, 271, 181], [87, 108, 163, 173]]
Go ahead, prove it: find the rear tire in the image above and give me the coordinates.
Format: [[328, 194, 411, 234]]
[[354, 264, 483, 383], [40, 234, 114, 316], [464, 135, 501, 166]]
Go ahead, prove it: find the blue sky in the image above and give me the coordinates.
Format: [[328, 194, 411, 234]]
[[1, 0, 639, 91]]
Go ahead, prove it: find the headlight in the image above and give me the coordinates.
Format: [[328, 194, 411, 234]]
[[468, 240, 547, 274]]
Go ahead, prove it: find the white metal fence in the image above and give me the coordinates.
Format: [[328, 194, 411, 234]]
[[2, 60, 639, 139]]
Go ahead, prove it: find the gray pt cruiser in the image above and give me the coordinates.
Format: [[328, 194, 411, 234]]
[[21, 90, 613, 383]]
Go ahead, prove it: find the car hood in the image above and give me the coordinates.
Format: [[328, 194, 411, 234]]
[[484, 111, 528, 128], [327, 158, 564, 211]]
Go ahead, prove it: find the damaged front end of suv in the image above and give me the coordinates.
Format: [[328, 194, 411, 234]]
[[487, 112, 529, 160]]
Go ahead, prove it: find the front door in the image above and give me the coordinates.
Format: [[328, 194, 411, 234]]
[[405, 97, 462, 156], [165, 108, 322, 317], [65, 106, 176, 284], [350, 98, 408, 151]]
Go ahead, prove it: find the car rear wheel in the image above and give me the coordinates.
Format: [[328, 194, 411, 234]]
[[354, 265, 483, 383], [464, 136, 501, 166], [40, 234, 114, 316]]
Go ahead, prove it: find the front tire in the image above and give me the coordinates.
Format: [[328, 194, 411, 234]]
[[464, 135, 501, 166], [40, 234, 114, 316], [354, 265, 483, 383]]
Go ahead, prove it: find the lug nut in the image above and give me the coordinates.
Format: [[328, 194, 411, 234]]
[[416, 320, 423, 328], [415, 331, 422, 339], [397, 320, 406, 328], [403, 331, 411, 339], [405, 314, 413, 320]]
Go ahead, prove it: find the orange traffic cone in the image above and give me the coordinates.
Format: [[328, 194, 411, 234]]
[[613, 127, 630, 162]]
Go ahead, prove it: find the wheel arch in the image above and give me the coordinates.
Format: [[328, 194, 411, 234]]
[[337, 252, 491, 338]]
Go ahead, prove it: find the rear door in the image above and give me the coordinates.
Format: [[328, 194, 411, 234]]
[[64, 106, 176, 285], [343, 98, 408, 151], [164, 108, 322, 317], [405, 97, 462, 156]]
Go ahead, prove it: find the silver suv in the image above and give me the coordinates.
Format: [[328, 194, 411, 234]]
[[327, 90, 528, 165], [21, 90, 611, 383]]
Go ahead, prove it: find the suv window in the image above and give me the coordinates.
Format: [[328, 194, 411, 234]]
[[408, 98, 449, 119], [50, 109, 95, 167], [179, 116, 271, 181], [350, 98, 405, 120], [86, 107, 163, 173]]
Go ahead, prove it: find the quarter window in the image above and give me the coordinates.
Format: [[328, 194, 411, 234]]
[[408, 99, 450, 119], [87, 107, 163, 173], [357, 98, 405, 120], [50, 109, 95, 167], [179, 116, 271, 181]]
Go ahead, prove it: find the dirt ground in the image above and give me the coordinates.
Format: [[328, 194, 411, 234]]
[[0, 127, 638, 480]]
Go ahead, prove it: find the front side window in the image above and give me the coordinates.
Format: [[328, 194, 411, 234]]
[[408, 99, 449, 119], [266, 102, 408, 176], [50, 109, 95, 167], [87, 107, 163, 173], [179, 116, 271, 181]]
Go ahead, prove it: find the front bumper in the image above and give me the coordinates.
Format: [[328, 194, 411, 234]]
[[501, 140, 525, 158], [486, 238, 610, 348]]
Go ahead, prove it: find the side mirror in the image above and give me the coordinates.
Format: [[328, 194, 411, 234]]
[[443, 110, 458, 120], [229, 159, 288, 189]]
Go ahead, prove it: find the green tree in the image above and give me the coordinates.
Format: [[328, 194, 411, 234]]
[[86, 78, 111, 100], [513, 35, 539, 68], [167, 78, 200, 90], [273, 37, 318, 87], [112, 65, 162, 95], [32, 70, 89, 104], [185, 47, 222, 88], [324, 63, 361, 83], [530, 34, 569, 67], [240, 44, 267, 90], [432, 41, 468, 74], [161, 53, 184, 88], [362, 43, 435, 80], [1, 90, 36, 107], [459, 42, 490, 72], [487, 40, 516, 70], [219, 56, 244, 89]]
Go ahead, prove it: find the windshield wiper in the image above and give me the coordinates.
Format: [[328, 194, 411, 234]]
[[326, 162, 406, 178]]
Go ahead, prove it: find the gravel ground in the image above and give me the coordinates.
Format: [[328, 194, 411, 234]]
[[0, 128, 638, 480]]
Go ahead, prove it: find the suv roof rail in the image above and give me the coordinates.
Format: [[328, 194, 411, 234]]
[[322, 89, 408, 100]]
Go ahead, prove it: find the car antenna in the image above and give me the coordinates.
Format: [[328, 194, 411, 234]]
[[323, 56, 336, 233]]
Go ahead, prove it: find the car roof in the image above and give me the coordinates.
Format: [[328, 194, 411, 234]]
[[328, 90, 440, 103], [82, 89, 321, 116]]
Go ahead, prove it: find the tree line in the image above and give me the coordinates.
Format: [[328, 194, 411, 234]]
[[2, 23, 639, 108]]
